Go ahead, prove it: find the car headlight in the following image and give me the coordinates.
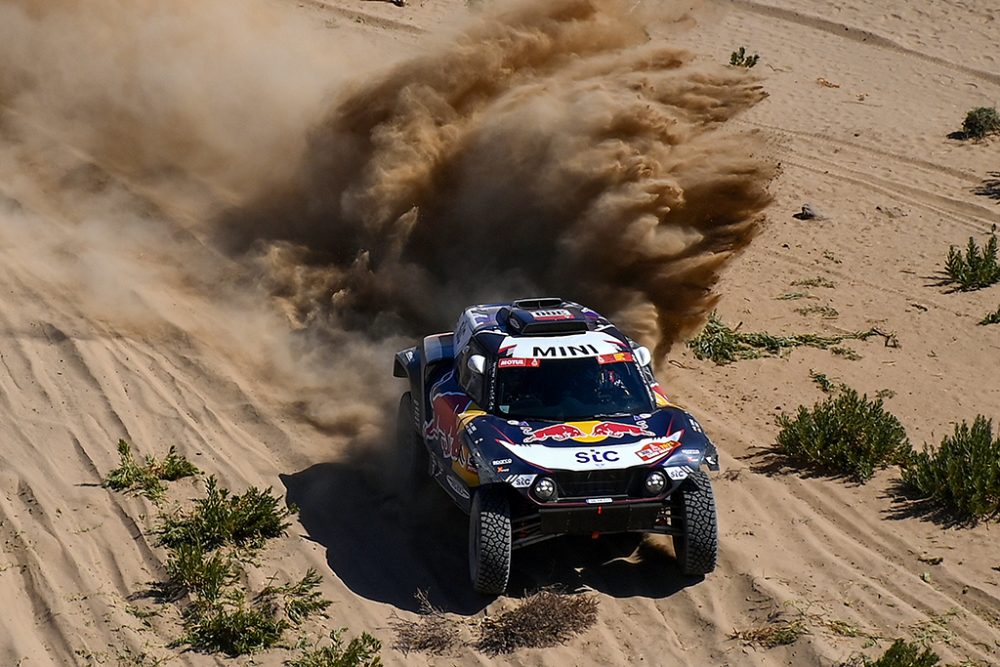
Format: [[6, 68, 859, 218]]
[[532, 477, 557, 501], [645, 470, 667, 495]]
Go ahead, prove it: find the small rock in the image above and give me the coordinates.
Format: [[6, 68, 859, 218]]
[[793, 203, 828, 220], [876, 205, 907, 218]]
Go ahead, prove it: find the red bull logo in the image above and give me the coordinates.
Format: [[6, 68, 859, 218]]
[[524, 423, 586, 443], [522, 420, 654, 444]]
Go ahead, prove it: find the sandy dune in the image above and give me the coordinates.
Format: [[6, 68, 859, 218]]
[[0, 1, 998, 665]]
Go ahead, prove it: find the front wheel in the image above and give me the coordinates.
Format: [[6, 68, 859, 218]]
[[671, 470, 718, 575], [469, 486, 512, 595]]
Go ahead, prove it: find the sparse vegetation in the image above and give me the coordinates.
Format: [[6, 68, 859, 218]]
[[980, 305, 1000, 325], [730, 46, 759, 68], [942, 227, 1000, 291], [831, 345, 863, 360], [810, 370, 838, 393], [163, 542, 237, 601], [793, 276, 836, 289], [103, 448, 358, 662], [157, 476, 291, 550], [901, 416, 1000, 521], [796, 305, 840, 319], [687, 314, 884, 365], [260, 569, 331, 626], [850, 639, 940, 667], [731, 614, 808, 648], [103, 440, 199, 502], [475, 589, 599, 655], [390, 591, 459, 655], [776, 388, 911, 482], [179, 595, 288, 656], [391, 589, 600, 657], [777, 291, 813, 301], [960, 106, 1000, 140], [176, 565, 330, 656], [287, 629, 383, 667]]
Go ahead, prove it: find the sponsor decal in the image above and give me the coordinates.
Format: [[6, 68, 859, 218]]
[[531, 309, 573, 321], [505, 474, 537, 488], [446, 475, 471, 499], [496, 466, 509, 473], [575, 449, 620, 464], [688, 416, 704, 433], [665, 466, 690, 481], [498, 358, 541, 368], [635, 430, 685, 462], [491, 458, 513, 466], [524, 423, 586, 443], [597, 352, 634, 365], [522, 420, 655, 444], [498, 334, 625, 360], [585, 497, 613, 504], [532, 344, 599, 358], [636, 440, 680, 462]]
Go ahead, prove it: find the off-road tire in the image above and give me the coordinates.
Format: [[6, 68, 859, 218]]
[[397, 392, 427, 481], [671, 470, 718, 575], [469, 486, 512, 595]]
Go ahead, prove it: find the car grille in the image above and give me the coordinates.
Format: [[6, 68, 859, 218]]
[[552, 469, 639, 499]]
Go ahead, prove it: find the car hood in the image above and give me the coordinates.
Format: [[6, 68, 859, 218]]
[[467, 408, 701, 472]]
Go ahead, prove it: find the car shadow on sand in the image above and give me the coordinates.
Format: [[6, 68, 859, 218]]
[[281, 462, 701, 616]]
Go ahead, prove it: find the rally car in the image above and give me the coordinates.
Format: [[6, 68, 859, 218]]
[[393, 298, 719, 594]]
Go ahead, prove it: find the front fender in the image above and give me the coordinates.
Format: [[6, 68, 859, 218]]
[[393, 346, 421, 399]]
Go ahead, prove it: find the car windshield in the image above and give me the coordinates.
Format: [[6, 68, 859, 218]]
[[494, 357, 652, 421]]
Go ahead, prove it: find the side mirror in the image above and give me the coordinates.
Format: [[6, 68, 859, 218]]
[[634, 346, 652, 367], [468, 354, 487, 375]]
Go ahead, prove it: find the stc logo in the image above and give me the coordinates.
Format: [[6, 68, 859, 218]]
[[574, 449, 620, 464]]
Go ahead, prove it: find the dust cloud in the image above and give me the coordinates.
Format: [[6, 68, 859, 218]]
[[223, 0, 776, 354], [0, 0, 774, 449]]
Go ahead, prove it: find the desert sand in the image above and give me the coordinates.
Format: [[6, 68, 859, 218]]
[[0, 0, 997, 665]]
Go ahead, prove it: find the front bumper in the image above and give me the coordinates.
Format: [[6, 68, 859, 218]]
[[538, 502, 663, 534]]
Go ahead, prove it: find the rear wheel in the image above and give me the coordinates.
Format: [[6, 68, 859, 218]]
[[469, 486, 512, 595], [671, 470, 718, 575], [397, 392, 427, 481]]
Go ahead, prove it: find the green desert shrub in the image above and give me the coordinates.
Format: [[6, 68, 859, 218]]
[[961, 106, 1000, 140], [179, 569, 329, 657], [730, 46, 759, 68], [901, 416, 1000, 521], [854, 639, 939, 667], [980, 305, 1000, 325], [776, 388, 911, 482], [287, 629, 383, 667], [180, 597, 288, 656], [943, 228, 1000, 291], [157, 476, 291, 550], [259, 568, 331, 626], [689, 314, 881, 365], [164, 543, 238, 601], [103, 440, 199, 501]]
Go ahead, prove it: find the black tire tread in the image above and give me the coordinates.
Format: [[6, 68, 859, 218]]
[[470, 487, 512, 595], [673, 470, 719, 575]]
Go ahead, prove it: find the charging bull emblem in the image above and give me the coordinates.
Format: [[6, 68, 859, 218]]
[[522, 420, 654, 444]]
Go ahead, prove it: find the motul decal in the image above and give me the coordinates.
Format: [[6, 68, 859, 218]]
[[498, 358, 541, 368]]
